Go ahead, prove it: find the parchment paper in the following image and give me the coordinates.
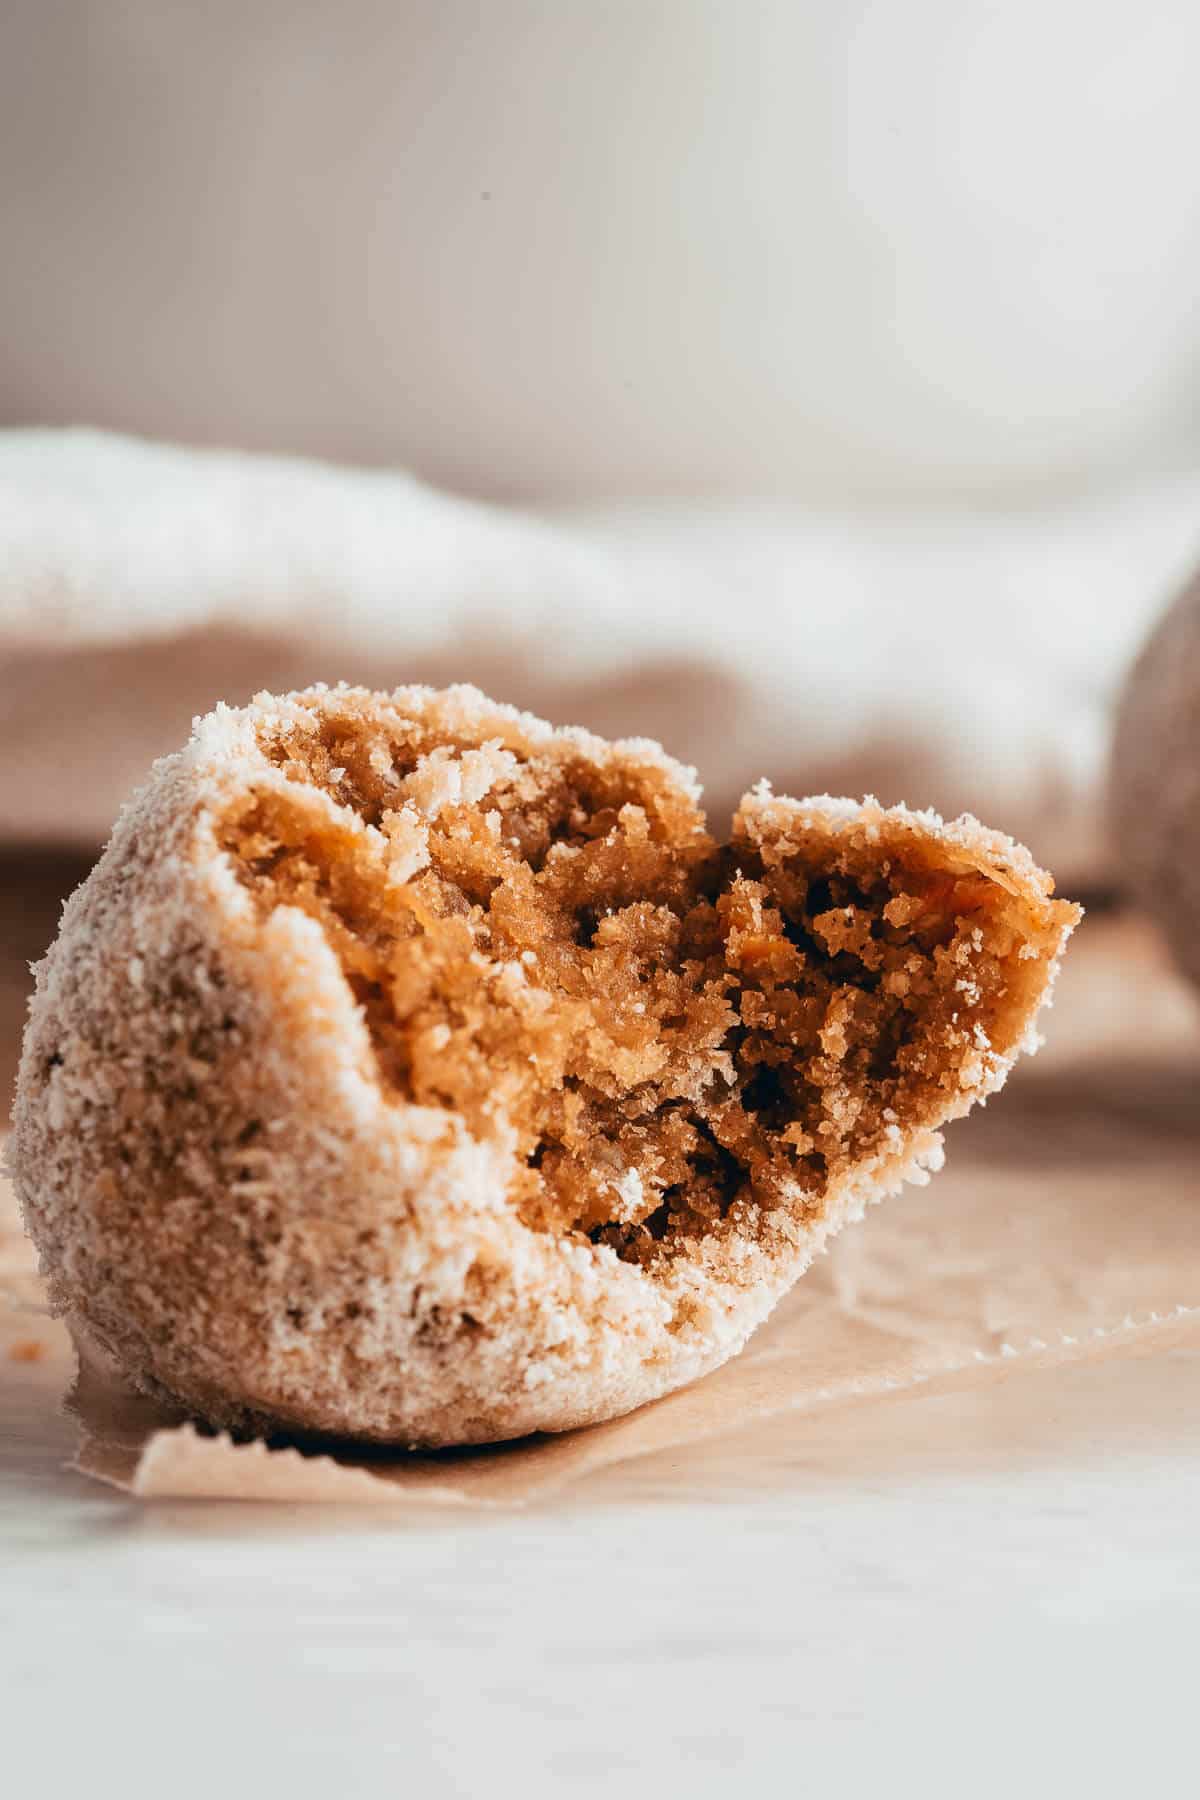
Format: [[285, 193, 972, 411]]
[[4, 912, 1198, 1507]]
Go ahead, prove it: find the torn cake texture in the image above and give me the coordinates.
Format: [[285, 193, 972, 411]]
[[9, 685, 1080, 1447]]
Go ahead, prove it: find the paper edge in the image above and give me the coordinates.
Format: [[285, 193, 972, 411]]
[[66, 1304, 1200, 1507]]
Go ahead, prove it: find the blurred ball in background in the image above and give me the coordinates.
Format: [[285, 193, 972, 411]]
[[1112, 570, 1200, 987]]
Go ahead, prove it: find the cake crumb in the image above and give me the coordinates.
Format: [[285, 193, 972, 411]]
[[9, 680, 1080, 1449]]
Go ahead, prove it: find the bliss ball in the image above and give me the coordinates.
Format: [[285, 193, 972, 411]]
[[11, 685, 1078, 1448]]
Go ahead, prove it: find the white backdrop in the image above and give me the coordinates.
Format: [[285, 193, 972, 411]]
[[3, 0, 1200, 504]]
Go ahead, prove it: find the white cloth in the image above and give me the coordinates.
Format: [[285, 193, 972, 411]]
[[2, 429, 1198, 884]]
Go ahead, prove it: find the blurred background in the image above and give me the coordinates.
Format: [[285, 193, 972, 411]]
[[3, 0, 1200, 1088], [5, 0, 1200, 500]]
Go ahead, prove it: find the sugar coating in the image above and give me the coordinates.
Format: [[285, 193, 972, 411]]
[[9, 684, 1080, 1447]]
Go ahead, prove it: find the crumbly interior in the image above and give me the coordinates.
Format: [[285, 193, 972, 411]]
[[218, 696, 1021, 1271]]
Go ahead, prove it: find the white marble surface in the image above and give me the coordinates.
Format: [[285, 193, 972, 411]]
[[5, 1344, 1199, 1798]]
